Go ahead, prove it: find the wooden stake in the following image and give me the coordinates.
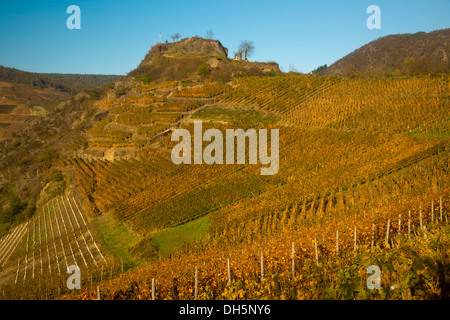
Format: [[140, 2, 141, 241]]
[[194, 267, 198, 299], [419, 206, 423, 230], [353, 226, 357, 252], [227, 258, 231, 284], [97, 286, 100, 300], [336, 230, 339, 255], [291, 242, 295, 278], [431, 200, 434, 222], [398, 214, 402, 236], [151, 278, 155, 300], [260, 251, 264, 281], [15, 259, 19, 285], [314, 238, 318, 266], [408, 210, 411, 241], [371, 223, 375, 249], [385, 219, 390, 247]]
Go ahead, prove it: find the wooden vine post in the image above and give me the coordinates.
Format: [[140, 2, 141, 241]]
[[419, 205, 423, 230], [385, 219, 390, 247], [194, 267, 198, 299], [291, 242, 295, 278], [431, 200, 434, 223], [227, 258, 231, 284], [151, 278, 155, 300], [260, 251, 264, 281], [371, 223, 375, 249], [408, 210, 411, 241], [335, 230, 339, 256], [314, 238, 318, 266]]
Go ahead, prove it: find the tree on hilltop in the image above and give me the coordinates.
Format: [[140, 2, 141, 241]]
[[171, 33, 181, 42], [233, 48, 244, 59], [206, 29, 214, 39], [238, 40, 255, 61]]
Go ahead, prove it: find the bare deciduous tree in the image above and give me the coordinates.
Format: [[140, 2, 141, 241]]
[[233, 48, 244, 59], [171, 33, 181, 42], [288, 64, 299, 73], [238, 40, 255, 61], [206, 29, 214, 39]]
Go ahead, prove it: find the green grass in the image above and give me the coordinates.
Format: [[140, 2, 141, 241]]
[[151, 215, 210, 256], [404, 118, 450, 139], [32, 106, 47, 116], [404, 128, 450, 139], [192, 106, 278, 125], [94, 210, 142, 268]]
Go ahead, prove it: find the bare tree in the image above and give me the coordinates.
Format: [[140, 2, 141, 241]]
[[171, 33, 181, 42], [288, 64, 299, 73], [238, 40, 255, 61], [206, 29, 214, 39], [233, 48, 244, 59]]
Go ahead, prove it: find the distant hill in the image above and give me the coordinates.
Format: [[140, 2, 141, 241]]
[[320, 28, 450, 77], [0, 66, 120, 141], [38, 73, 122, 93], [0, 65, 121, 94]]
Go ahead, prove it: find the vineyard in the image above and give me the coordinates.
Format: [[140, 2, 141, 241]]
[[280, 76, 449, 133], [61, 189, 449, 300], [216, 75, 341, 113], [0, 195, 119, 299], [0, 72, 448, 300], [84, 81, 226, 150]]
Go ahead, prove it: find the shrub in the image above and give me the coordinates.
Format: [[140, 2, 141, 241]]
[[0, 196, 28, 223], [87, 89, 100, 99], [198, 65, 211, 77], [18, 156, 32, 165], [52, 171, 64, 182], [37, 148, 58, 162]]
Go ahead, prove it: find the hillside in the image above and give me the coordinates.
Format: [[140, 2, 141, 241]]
[[0, 66, 120, 141], [320, 28, 450, 77], [0, 81, 71, 140], [0, 65, 121, 94], [37, 73, 121, 93], [0, 34, 449, 301]]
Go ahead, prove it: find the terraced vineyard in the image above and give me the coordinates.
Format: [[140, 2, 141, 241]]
[[0, 195, 114, 299], [216, 75, 341, 112], [85, 82, 223, 150], [0, 222, 29, 269], [63, 184, 449, 300], [83, 75, 346, 151], [67, 73, 450, 240], [1, 72, 448, 300], [172, 82, 230, 98], [280, 75, 449, 133]]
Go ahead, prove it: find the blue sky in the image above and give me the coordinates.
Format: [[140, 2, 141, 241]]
[[0, 0, 448, 75]]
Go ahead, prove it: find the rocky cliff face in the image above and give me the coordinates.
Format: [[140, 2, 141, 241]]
[[141, 37, 228, 65], [128, 37, 280, 81]]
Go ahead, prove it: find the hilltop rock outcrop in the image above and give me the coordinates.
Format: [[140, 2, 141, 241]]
[[141, 37, 228, 65]]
